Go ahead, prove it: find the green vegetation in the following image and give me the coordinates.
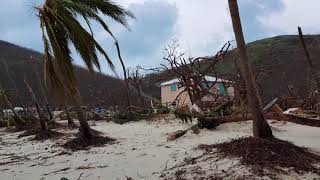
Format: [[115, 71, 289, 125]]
[[151, 35, 320, 101], [1, 35, 320, 105]]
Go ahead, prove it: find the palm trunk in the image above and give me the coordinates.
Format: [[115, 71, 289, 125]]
[[64, 105, 75, 126], [1, 60, 27, 115], [34, 64, 53, 121], [1, 92, 24, 124], [46, 104, 53, 120], [73, 94, 93, 139], [24, 79, 47, 131], [115, 42, 131, 109], [35, 102, 46, 131], [298, 27, 320, 92], [75, 105, 93, 139], [0, 80, 25, 126], [228, 0, 272, 138]]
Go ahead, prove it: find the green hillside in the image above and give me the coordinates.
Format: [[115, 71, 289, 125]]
[[0, 40, 125, 108], [150, 35, 320, 101], [1, 34, 320, 108], [217, 35, 320, 101]]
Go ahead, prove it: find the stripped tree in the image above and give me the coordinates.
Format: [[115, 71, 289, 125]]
[[0, 88, 25, 125], [24, 79, 47, 131], [0, 60, 27, 113], [228, 0, 273, 138], [298, 27, 320, 112], [162, 39, 231, 110]]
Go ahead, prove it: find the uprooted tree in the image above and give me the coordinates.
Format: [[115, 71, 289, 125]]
[[126, 66, 159, 107], [161, 39, 232, 110]]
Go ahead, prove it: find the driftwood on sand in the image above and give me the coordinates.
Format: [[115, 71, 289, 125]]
[[167, 124, 199, 141]]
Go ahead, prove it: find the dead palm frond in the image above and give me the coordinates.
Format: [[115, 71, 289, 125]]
[[37, 0, 134, 101]]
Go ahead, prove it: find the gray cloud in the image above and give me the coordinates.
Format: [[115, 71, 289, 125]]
[[0, 0, 43, 51], [259, 0, 320, 35], [238, 0, 284, 42], [95, 1, 178, 74], [118, 1, 178, 66], [0, 0, 319, 75]]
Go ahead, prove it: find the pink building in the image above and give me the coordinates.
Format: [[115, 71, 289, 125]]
[[160, 76, 234, 108]]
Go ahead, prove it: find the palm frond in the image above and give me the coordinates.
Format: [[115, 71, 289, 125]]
[[38, 0, 133, 100], [68, 0, 134, 26]]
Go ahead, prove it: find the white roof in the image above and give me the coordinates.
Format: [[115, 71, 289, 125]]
[[2, 109, 13, 113], [14, 107, 24, 111], [160, 76, 230, 87]]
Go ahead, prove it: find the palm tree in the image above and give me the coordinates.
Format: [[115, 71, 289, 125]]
[[0, 88, 25, 125], [64, 105, 75, 127], [24, 79, 47, 131], [37, 0, 133, 139], [228, 0, 273, 138]]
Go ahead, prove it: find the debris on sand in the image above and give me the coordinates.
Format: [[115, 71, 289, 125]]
[[167, 124, 199, 141], [167, 130, 188, 141], [199, 137, 320, 177], [33, 130, 64, 141], [43, 167, 71, 176], [18, 128, 64, 141], [62, 135, 116, 151]]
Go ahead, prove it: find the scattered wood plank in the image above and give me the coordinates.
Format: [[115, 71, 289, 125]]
[[270, 112, 320, 127]]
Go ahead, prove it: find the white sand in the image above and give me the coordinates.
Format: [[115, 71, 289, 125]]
[[0, 119, 319, 180]]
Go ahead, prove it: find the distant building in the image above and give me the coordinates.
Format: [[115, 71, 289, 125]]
[[2, 107, 24, 118], [2, 109, 13, 118], [160, 76, 234, 108]]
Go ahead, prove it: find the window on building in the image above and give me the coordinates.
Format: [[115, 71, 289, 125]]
[[219, 83, 226, 95], [170, 84, 177, 92]]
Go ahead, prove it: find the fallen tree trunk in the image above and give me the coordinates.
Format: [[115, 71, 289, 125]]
[[198, 112, 320, 128], [169, 112, 320, 141], [270, 113, 320, 127]]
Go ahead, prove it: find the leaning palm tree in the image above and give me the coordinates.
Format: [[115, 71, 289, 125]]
[[0, 88, 25, 125], [37, 0, 133, 139], [228, 0, 273, 138]]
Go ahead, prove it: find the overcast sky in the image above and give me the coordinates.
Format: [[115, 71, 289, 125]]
[[1, 0, 320, 75]]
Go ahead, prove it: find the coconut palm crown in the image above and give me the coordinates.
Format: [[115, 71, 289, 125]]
[[37, 0, 134, 101]]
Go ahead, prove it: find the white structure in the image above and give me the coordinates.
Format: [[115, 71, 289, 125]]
[[2, 107, 24, 118]]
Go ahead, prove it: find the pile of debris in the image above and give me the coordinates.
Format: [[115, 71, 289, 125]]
[[199, 137, 320, 178], [166, 97, 320, 141]]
